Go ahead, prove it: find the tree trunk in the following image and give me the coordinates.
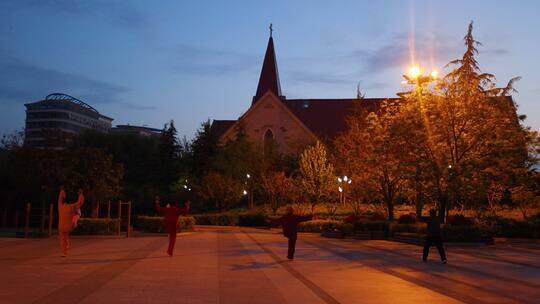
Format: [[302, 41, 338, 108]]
[[438, 192, 448, 222], [386, 198, 394, 221], [415, 190, 424, 217]]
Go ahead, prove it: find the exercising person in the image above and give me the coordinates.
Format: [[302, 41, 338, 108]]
[[418, 209, 447, 264], [155, 195, 190, 256], [58, 186, 85, 257], [269, 206, 313, 260]]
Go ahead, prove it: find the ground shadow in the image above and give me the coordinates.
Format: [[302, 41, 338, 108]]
[[229, 261, 278, 271]]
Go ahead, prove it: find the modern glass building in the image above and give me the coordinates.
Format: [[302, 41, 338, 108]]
[[24, 93, 113, 147]]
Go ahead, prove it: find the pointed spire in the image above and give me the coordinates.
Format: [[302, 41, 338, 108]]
[[253, 24, 282, 105]]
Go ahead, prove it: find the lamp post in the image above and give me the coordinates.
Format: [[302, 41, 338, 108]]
[[402, 65, 438, 87], [244, 173, 254, 209], [402, 65, 438, 217], [337, 176, 352, 206]]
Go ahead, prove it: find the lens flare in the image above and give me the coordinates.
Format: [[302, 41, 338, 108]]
[[408, 66, 421, 79]]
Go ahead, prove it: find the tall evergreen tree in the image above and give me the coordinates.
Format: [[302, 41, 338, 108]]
[[158, 120, 182, 191]]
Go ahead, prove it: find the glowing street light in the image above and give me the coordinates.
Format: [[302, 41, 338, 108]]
[[243, 190, 248, 196], [337, 175, 352, 206], [408, 65, 421, 79], [244, 173, 253, 209], [403, 65, 439, 87]]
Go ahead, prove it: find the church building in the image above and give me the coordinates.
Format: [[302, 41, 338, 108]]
[[211, 31, 391, 155]]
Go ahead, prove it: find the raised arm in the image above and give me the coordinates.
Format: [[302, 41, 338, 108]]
[[296, 215, 313, 223], [177, 201, 191, 216], [75, 189, 85, 208]]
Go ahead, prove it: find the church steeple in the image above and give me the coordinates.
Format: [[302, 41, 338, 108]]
[[253, 24, 282, 105]]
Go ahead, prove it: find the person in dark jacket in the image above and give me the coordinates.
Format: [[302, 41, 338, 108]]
[[418, 209, 447, 264], [269, 206, 313, 260], [155, 195, 190, 256]]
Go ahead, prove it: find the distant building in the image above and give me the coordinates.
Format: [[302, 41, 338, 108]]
[[24, 93, 113, 148], [111, 125, 162, 137]]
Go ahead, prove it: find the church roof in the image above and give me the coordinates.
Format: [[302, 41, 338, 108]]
[[211, 98, 395, 141], [283, 98, 389, 140], [211, 120, 236, 140], [253, 36, 282, 104]]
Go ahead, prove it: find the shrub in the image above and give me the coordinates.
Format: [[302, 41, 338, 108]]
[[72, 218, 119, 235], [369, 213, 387, 221], [389, 223, 426, 235], [136, 216, 195, 233], [446, 214, 473, 226], [496, 219, 539, 238], [442, 225, 485, 242], [193, 214, 238, 226], [356, 220, 389, 232], [397, 213, 417, 224], [238, 213, 267, 227], [339, 223, 355, 235], [298, 220, 342, 233], [344, 215, 359, 224]]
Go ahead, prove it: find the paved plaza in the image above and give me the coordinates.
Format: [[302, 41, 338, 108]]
[[0, 226, 539, 304]]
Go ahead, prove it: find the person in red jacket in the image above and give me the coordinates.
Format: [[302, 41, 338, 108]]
[[155, 195, 190, 256], [269, 206, 313, 260]]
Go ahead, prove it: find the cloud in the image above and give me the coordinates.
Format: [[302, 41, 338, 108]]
[[0, 53, 128, 107], [170, 44, 259, 76], [483, 48, 511, 56], [348, 32, 463, 74], [287, 70, 352, 85], [117, 102, 157, 111], [0, 0, 150, 30], [363, 81, 389, 90]]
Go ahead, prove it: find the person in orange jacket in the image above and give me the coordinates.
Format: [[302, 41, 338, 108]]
[[269, 206, 313, 260], [154, 195, 190, 256], [57, 186, 85, 257]]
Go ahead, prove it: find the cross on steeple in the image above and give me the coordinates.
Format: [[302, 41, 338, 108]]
[[252, 24, 282, 105]]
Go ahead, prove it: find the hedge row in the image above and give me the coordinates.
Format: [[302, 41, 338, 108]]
[[72, 218, 119, 235], [135, 216, 195, 233], [193, 213, 267, 227], [297, 220, 342, 233], [484, 218, 540, 238]]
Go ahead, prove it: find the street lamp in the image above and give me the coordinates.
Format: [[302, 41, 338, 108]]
[[337, 175, 352, 206], [402, 65, 439, 90], [244, 173, 253, 209], [408, 65, 421, 79]]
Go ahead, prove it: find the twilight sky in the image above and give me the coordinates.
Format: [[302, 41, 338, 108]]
[[1, 0, 539, 139]]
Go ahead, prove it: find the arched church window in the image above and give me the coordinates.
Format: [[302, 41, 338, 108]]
[[264, 129, 274, 156], [264, 129, 274, 141]]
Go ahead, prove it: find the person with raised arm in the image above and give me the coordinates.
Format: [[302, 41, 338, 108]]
[[57, 187, 85, 257], [418, 208, 447, 264], [155, 195, 190, 256], [269, 206, 314, 260]]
